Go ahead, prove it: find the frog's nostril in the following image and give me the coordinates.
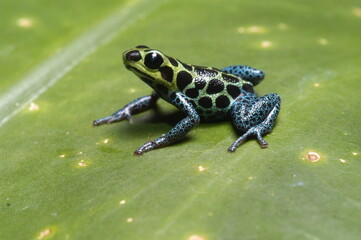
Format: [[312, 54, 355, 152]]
[[126, 50, 141, 61]]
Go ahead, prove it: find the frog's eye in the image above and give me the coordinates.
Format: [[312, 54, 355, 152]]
[[144, 52, 164, 69], [136, 45, 149, 49], [125, 50, 142, 62]]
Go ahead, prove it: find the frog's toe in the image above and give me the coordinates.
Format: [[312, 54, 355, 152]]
[[93, 120, 100, 126], [134, 140, 158, 156], [228, 134, 249, 152], [93, 116, 113, 126], [125, 115, 133, 124], [133, 149, 143, 156], [258, 140, 269, 148], [227, 145, 237, 153], [256, 134, 269, 148]]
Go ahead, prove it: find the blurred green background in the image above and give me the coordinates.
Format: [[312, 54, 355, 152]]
[[1, 0, 360, 239]]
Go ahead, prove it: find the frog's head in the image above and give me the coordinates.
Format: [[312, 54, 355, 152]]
[[123, 45, 178, 89]]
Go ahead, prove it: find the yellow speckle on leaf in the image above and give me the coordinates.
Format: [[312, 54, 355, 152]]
[[59, 154, 65, 158], [313, 83, 320, 87], [237, 26, 266, 34], [318, 38, 328, 45], [352, 152, 358, 156], [198, 166, 206, 172], [17, 17, 33, 28], [38, 228, 52, 239], [237, 27, 246, 33], [307, 152, 320, 162], [103, 139, 109, 144], [188, 235, 206, 240], [339, 159, 346, 163], [127, 218, 133, 223], [119, 200, 126, 205], [248, 26, 265, 33], [261, 41, 272, 48], [278, 23, 288, 30], [29, 102, 40, 111], [353, 7, 361, 17], [78, 160, 88, 167]]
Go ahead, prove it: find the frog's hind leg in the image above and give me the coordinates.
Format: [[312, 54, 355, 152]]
[[228, 91, 280, 152], [221, 65, 264, 86]]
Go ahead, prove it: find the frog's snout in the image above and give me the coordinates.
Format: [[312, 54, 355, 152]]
[[124, 50, 142, 62]]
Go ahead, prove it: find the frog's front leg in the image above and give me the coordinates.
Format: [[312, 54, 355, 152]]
[[93, 92, 159, 126], [228, 90, 281, 152], [134, 92, 200, 156], [222, 65, 264, 86]]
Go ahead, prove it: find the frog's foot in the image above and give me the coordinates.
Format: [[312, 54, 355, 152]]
[[229, 92, 280, 152], [228, 127, 268, 152], [133, 139, 162, 156], [93, 111, 131, 126], [93, 93, 159, 127]]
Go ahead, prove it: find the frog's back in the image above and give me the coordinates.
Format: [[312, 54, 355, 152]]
[[177, 64, 253, 121]]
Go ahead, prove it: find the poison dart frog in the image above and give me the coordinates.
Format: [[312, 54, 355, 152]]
[[93, 45, 281, 156]]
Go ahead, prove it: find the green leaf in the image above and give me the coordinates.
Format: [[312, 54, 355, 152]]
[[1, 0, 360, 239]]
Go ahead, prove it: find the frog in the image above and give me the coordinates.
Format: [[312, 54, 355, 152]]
[[93, 45, 281, 156]]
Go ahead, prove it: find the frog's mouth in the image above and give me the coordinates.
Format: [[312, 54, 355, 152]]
[[125, 65, 152, 78], [124, 64, 155, 85]]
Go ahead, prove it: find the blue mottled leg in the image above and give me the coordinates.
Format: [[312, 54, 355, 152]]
[[222, 65, 265, 86], [228, 91, 281, 152], [93, 92, 159, 126], [134, 93, 200, 156]]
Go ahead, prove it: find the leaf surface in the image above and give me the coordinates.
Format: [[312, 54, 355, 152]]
[[1, 0, 360, 239]]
